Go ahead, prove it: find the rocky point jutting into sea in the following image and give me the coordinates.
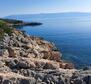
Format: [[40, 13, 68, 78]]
[[0, 19, 91, 84]]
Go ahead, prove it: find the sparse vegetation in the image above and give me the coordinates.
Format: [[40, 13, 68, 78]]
[[0, 20, 13, 39], [0, 18, 23, 24], [0, 18, 42, 26], [0, 18, 42, 40]]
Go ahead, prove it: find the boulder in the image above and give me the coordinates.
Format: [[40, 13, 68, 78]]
[[27, 53, 36, 58], [19, 78, 36, 84], [73, 79, 83, 84], [7, 47, 16, 57], [3, 79, 12, 84], [5, 59, 17, 69], [17, 60, 29, 69], [16, 59, 36, 69], [50, 51, 61, 62], [3, 49, 9, 57], [26, 43, 33, 49], [43, 62, 60, 69], [83, 75, 91, 84], [21, 38, 29, 44], [64, 63, 74, 69]]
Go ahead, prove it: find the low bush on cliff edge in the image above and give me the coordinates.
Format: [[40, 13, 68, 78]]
[[0, 18, 23, 24], [0, 20, 12, 39]]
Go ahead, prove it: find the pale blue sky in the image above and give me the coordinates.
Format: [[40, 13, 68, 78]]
[[0, 0, 91, 17]]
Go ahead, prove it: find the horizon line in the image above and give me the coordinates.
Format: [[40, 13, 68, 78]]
[[3, 11, 91, 18]]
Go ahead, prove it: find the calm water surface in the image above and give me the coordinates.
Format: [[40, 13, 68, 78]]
[[14, 14, 91, 68]]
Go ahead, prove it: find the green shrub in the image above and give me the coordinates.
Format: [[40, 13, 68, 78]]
[[0, 20, 12, 39], [0, 18, 23, 24], [0, 29, 4, 39]]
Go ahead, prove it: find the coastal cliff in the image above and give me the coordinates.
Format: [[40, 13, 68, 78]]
[[0, 19, 91, 84]]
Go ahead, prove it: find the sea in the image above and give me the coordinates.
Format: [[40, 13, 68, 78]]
[[6, 13, 91, 68]]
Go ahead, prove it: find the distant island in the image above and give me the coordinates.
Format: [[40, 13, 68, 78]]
[[5, 12, 91, 19]]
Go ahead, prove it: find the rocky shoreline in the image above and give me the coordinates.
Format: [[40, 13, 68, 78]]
[[0, 29, 91, 84], [0, 22, 91, 84]]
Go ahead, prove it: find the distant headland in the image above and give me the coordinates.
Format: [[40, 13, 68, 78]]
[[0, 18, 42, 26]]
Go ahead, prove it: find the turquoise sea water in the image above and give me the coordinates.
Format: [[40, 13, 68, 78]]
[[7, 13, 91, 68]]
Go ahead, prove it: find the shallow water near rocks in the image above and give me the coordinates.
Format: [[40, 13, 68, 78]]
[[10, 13, 91, 68]]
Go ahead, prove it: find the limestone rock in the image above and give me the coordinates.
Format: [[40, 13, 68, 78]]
[[0, 29, 81, 84], [7, 47, 15, 57]]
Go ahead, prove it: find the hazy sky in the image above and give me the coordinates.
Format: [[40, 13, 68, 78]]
[[0, 0, 91, 17]]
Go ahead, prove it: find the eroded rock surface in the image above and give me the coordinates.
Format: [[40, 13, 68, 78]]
[[0, 29, 91, 84]]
